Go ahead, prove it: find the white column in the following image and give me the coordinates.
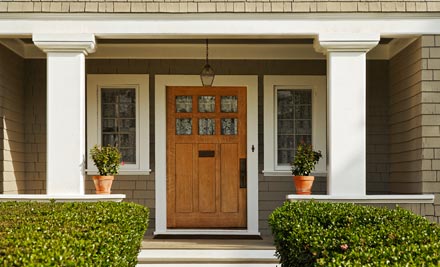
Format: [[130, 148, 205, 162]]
[[33, 34, 96, 195], [315, 33, 379, 196]]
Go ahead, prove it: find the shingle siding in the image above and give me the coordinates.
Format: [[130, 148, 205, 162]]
[[1, 1, 440, 13], [24, 60, 46, 194], [389, 38, 423, 194], [0, 44, 25, 194]]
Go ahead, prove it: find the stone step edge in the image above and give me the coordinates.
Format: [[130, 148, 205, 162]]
[[138, 249, 278, 263]]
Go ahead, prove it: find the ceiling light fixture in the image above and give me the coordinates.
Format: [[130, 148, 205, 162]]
[[200, 39, 215, 87]]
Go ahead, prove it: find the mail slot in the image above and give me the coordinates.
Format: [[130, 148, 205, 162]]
[[199, 150, 215, 157]]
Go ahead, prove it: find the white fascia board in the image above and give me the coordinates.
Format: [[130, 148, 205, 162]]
[[0, 15, 440, 36], [17, 42, 395, 60]]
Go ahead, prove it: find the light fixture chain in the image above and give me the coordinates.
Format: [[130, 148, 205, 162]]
[[206, 39, 209, 64]]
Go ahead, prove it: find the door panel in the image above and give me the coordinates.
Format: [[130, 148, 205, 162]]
[[220, 143, 239, 213], [167, 86, 247, 229], [198, 144, 216, 213], [175, 144, 194, 213]]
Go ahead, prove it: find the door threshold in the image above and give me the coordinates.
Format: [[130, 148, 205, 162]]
[[154, 229, 261, 238], [153, 234, 262, 240]]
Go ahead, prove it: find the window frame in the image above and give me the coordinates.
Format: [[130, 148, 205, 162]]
[[275, 86, 313, 169], [86, 74, 150, 175], [263, 76, 327, 176]]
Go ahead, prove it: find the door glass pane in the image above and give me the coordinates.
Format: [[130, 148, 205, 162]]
[[221, 118, 238, 135], [101, 88, 136, 164], [198, 96, 215, 113], [199, 118, 215, 135], [277, 89, 312, 165], [176, 96, 192, 113], [221, 96, 238, 113], [176, 118, 192, 135]]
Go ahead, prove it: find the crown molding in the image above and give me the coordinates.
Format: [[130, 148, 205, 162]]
[[32, 34, 96, 55]]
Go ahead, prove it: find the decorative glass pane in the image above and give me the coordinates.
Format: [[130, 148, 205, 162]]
[[276, 89, 312, 165], [278, 150, 295, 165], [221, 96, 238, 113], [176, 118, 192, 135], [278, 135, 295, 149], [101, 88, 136, 164], [295, 120, 312, 135], [176, 96, 192, 113], [221, 118, 238, 135], [198, 96, 215, 113], [199, 118, 215, 135], [277, 120, 294, 134], [102, 104, 116, 118]]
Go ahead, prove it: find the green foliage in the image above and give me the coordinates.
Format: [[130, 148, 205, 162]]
[[0, 201, 149, 266], [269, 201, 440, 267], [291, 142, 322, 176], [90, 145, 122, 176]]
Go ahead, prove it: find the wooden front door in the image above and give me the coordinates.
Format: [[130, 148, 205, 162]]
[[167, 86, 247, 228]]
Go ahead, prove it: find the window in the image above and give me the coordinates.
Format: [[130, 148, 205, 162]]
[[263, 76, 327, 176], [87, 75, 150, 175], [276, 89, 312, 166]]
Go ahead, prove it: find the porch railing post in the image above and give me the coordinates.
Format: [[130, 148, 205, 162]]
[[33, 34, 96, 195], [315, 33, 379, 196]]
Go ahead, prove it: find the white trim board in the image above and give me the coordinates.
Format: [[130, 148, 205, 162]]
[[86, 74, 150, 175], [286, 194, 435, 204], [263, 75, 327, 176], [0, 38, 415, 61], [154, 75, 259, 236], [0, 15, 439, 36]]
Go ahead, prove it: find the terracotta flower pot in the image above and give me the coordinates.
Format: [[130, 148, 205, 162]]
[[293, 176, 315, 195], [93, 175, 114, 194]]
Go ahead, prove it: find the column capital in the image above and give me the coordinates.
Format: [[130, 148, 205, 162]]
[[33, 33, 96, 55], [314, 33, 380, 54]]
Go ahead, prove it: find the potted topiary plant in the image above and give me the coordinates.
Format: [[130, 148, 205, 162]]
[[89, 144, 122, 194], [291, 141, 322, 195]]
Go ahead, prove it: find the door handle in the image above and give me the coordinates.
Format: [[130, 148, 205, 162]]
[[240, 158, 247, 188]]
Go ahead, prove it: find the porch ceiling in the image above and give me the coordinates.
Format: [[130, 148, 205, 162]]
[[0, 37, 411, 60]]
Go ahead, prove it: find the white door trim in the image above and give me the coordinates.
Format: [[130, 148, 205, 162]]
[[154, 75, 259, 235]]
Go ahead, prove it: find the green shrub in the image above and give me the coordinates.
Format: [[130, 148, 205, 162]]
[[269, 201, 440, 267], [0, 201, 149, 266]]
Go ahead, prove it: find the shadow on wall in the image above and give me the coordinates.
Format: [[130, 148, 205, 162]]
[[0, 43, 27, 194]]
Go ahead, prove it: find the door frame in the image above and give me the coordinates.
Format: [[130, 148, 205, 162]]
[[154, 75, 259, 236]]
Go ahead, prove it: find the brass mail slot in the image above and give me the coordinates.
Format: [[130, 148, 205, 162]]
[[199, 150, 215, 157]]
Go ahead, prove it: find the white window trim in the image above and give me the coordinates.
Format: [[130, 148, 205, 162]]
[[154, 75, 259, 236], [263, 75, 327, 177], [86, 74, 150, 175]]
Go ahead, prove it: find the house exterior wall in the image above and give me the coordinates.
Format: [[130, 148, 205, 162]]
[[1, 1, 440, 13], [420, 35, 440, 221], [389, 38, 423, 194], [24, 60, 46, 194], [388, 36, 440, 223], [21, 57, 391, 234], [0, 44, 25, 194]]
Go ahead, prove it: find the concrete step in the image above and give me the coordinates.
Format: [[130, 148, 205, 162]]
[[137, 249, 279, 266]]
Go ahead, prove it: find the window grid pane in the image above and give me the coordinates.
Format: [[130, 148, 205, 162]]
[[277, 89, 312, 165], [101, 88, 136, 164]]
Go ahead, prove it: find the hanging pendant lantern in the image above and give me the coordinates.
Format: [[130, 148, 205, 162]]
[[200, 39, 215, 87]]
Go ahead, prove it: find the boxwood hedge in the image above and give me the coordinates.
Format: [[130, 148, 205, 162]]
[[269, 201, 440, 267], [0, 201, 149, 266]]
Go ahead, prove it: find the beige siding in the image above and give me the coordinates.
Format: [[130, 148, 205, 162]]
[[24, 60, 46, 194], [420, 36, 440, 222], [0, 44, 25, 194], [389, 38, 423, 194], [24, 57, 391, 234], [366, 61, 390, 194], [1, 1, 440, 13]]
